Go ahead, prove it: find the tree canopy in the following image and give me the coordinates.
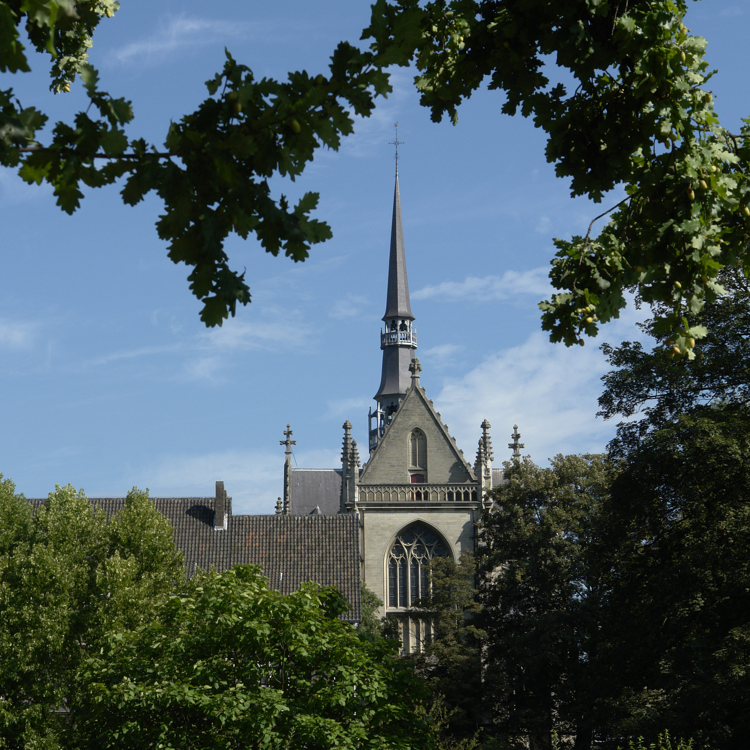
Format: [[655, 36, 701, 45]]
[[72, 564, 434, 750], [599, 267, 750, 457], [3, 0, 749, 349], [0, 480, 184, 749]]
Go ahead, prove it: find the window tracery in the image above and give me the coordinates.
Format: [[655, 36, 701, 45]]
[[386, 522, 450, 652]]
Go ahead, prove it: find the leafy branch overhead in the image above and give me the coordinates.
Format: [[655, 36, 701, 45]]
[[1, 1, 390, 326], [3, 1, 750, 348], [363, 0, 750, 356]]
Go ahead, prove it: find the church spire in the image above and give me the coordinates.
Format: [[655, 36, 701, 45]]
[[369, 137, 417, 451], [382, 167, 414, 321]]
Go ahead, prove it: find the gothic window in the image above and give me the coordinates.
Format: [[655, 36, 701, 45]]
[[409, 429, 426, 471], [386, 522, 450, 653]]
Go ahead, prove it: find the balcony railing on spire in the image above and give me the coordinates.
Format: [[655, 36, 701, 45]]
[[381, 329, 417, 347]]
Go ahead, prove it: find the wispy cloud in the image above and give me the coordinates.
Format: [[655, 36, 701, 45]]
[[87, 343, 183, 367], [181, 356, 226, 384], [535, 215, 552, 234], [329, 293, 371, 320], [0, 319, 39, 349], [325, 396, 371, 420], [413, 267, 551, 302], [113, 16, 260, 65], [339, 68, 415, 160], [420, 343, 464, 369], [200, 311, 318, 354], [0, 168, 52, 204]]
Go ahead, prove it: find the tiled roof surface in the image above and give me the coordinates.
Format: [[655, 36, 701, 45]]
[[27, 496, 361, 621], [229, 514, 361, 620], [290, 469, 342, 515]]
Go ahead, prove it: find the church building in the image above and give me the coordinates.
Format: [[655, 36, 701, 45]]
[[279, 167, 508, 650]]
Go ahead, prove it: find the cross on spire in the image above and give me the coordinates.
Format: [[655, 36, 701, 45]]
[[508, 424, 524, 459], [280, 424, 296, 455], [389, 122, 404, 176]]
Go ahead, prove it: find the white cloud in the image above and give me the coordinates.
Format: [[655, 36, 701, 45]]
[[0, 319, 39, 349], [339, 69, 416, 160], [435, 332, 614, 466], [113, 16, 259, 65], [433, 305, 651, 466], [413, 267, 551, 302]]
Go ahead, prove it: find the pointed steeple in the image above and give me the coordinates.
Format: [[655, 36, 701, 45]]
[[383, 174, 414, 322], [369, 156, 418, 452]]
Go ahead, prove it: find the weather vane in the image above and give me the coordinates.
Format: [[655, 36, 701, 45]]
[[389, 122, 403, 175]]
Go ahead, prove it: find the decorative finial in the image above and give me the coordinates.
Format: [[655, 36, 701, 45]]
[[508, 424, 524, 459], [389, 122, 404, 176], [409, 357, 422, 381], [275, 497, 283, 514], [280, 424, 296, 454]]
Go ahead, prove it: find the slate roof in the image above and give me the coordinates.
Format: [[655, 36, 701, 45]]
[[290, 468, 342, 515], [28, 496, 361, 622]]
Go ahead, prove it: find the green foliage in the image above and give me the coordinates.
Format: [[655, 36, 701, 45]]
[[416, 553, 485, 744], [363, 0, 750, 351], [2, 4, 389, 326], [359, 581, 387, 640], [599, 267, 750, 457], [622, 731, 695, 750], [5, 1, 750, 343], [478, 454, 618, 750], [0, 480, 184, 749], [72, 565, 435, 749], [598, 406, 750, 750]]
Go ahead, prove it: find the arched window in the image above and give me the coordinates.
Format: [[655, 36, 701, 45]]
[[409, 429, 426, 470], [387, 523, 449, 608], [386, 523, 450, 653]]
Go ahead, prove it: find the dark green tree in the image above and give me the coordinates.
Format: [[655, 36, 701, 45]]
[[0, 481, 184, 749], [72, 565, 435, 750], [597, 406, 750, 750], [478, 455, 617, 750], [417, 553, 484, 747]]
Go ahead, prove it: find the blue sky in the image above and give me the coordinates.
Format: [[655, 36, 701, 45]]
[[2, 1, 748, 513]]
